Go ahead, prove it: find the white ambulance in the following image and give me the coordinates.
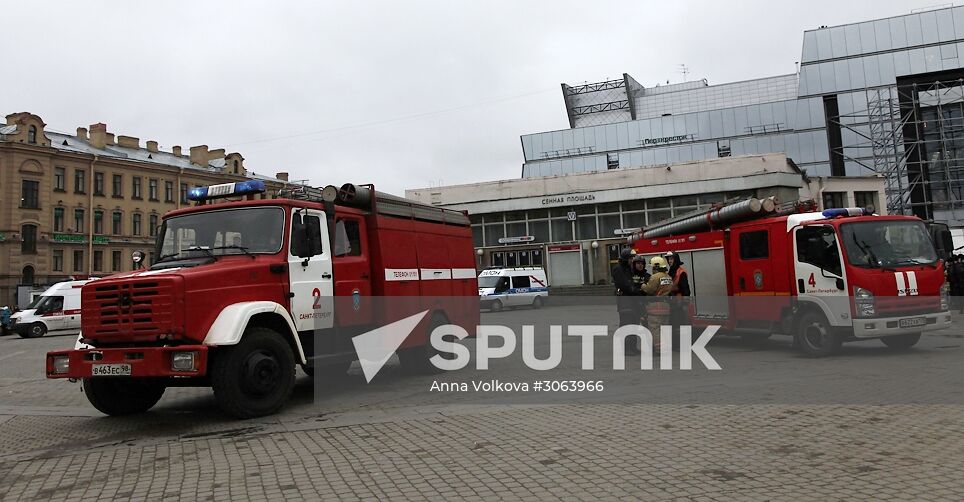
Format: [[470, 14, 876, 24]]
[[10, 280, 92, 338], [478, 267, 549, 311]]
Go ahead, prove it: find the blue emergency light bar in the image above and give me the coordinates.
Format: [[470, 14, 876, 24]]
[[822, 207, 869, 218], [187, 180, 266, 201]]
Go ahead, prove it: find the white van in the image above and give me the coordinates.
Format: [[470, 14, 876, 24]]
[[10, 280, 91, 338], [478, 267, 549, 311]]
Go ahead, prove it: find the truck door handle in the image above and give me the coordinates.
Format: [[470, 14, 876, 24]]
[[322, 273, 332, 279], [360, 273, 369, 279], [797, 279, 805, 294], [739, 277, 746, 290]]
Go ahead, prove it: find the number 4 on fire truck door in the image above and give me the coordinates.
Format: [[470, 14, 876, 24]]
[[289, 209, 334, 332], [794, 225, 848, 301]]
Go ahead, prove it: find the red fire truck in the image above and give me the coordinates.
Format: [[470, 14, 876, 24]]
[[630, 198, 952, 357], [46, 181, 479, 417]]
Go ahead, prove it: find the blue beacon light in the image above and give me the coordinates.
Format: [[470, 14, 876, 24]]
[[187, 180, 266, 202]]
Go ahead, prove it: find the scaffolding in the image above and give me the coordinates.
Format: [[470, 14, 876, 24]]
[[834, 79, 964, 220]]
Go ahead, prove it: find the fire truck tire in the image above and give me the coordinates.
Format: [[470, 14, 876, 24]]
[[532, 296, 543, 309], [21, 322, 47, 339], [795, 311, 842, 357], [83, 378, 165, 416], [490, 300, 503, 312], [880, 332, 921, 350], [398, 314, 448, 375], [210, 328, 296, 419]]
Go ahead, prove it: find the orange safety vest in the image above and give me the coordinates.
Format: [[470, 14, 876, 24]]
[[672, 266, 687, 297]]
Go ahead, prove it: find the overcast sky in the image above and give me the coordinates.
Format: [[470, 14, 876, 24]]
[[3, 0, 938, 195]]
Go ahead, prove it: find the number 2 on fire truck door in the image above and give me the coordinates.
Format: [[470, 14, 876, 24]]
[[793, 225, 848, 299], [289, 209, 334, 331]]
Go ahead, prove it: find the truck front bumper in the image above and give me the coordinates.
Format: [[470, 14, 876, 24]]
[[852, 311, 952, 339], [46, 345, 209, 379]]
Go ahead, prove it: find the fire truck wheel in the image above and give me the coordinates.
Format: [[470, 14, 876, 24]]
[[83, 378, 165, 416], [21, 322, 47, 339], [532, 296, 544, 309], [398, 314, 449, 375], [880, 332, 921, 350], [795, 311, 842, 357], [490, 300, 503, 312], [211, 328, 296, 419]]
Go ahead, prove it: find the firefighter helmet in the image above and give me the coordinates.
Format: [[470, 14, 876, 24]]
[[619, 248, 636, 262], [650, 256, 669, 270]]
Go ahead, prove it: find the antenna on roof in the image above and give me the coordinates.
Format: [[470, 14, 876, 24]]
[[677, 64, 690, 82]]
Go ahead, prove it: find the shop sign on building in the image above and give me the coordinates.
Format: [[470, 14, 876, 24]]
[[498, 236, 535, 244]]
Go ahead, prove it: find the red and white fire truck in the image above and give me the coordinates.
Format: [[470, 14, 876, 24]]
[[630, 198, 952, 357], [46, 181, 479, 417]]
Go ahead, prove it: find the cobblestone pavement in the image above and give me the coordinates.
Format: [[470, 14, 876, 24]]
[[1, 307, 963, 500]]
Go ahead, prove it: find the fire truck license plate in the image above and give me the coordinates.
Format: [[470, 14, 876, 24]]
[[898, 317, 926, 328], [91, 364, 132, 376]]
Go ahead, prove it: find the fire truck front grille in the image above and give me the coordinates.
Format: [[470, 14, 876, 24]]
[[875, 295, 942, 317], [85, 279, 177, 340]]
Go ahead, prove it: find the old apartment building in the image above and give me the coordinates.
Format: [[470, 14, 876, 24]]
[[0, 111, 290, 305]]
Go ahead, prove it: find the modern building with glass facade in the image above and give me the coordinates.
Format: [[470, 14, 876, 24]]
[[406, 6, 962, 286], [522, 5, 964, 223]]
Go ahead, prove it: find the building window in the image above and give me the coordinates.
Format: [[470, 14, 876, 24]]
[[54, 207, 65, 232], [606, 153, 619, 170], [21, 225, 37, 254], [132, 177, 142, 199], [75, 169, 86, 194], [822, 192, 847, 210], [149, 179, 159, 201], [22, 265, 35, 285], [53, 250, 64, 272], [854, 191, 878, 212], [94, 172, 105, 195], [112, 251, 122, 272], [149, 214, 158, 237], [233, 160, 239, 174], [112, 211, 122, 235], [73, 250, 84, 272], [94, 211, 104, 234], [93, 250, 104, 272], [112, 174, 123, 197], [717, 140, 731, 158], [21, 180, 40, 209], [132, 213, 142, 236], [27, 125, 37, 144], [164, 181, 174, 203], [74, 209, 85, 233], [180, 183, 189, 204], [54, 167, 66, 191]]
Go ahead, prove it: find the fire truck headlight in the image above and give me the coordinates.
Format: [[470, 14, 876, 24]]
[[50, 355, 70, 375], [854, 287, 875, 318], [941, 282, 950, 311], [171, 351, 197, 372]]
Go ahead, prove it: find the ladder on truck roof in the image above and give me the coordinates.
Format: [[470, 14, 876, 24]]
[[277, 183, 471, 227], [631, 197, 817, 240]]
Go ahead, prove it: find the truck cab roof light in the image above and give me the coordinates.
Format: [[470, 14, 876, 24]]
[[822, 207, 870, 218], [187, 180, 266, 202]]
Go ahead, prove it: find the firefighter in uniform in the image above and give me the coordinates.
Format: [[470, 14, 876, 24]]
[[664, 251, 690, 348], [641, 256, 674, 353], [612, 247, 641, 355]]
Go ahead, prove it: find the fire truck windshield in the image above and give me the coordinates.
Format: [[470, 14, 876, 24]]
[[154, 206, 285, 265], [840, 220, 938, 269]]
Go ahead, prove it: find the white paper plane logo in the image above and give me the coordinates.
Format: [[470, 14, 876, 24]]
[[352, 309, 429, 383]]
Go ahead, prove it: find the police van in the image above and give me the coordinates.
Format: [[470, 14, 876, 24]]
[[10, 280, 92, 338], [478, 267, 549, 311]]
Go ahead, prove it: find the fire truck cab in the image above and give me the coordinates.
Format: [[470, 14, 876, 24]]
[[46, 181, 479, 418], [633, 201, 952, 357]]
